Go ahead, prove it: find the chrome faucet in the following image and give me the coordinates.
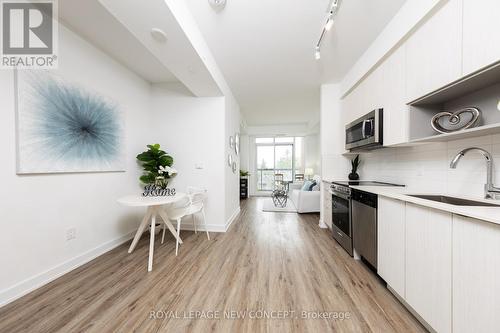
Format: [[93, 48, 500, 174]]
[[450, 147, 500, 199]]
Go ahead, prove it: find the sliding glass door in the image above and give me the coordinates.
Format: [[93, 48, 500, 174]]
[[256, 145, 275, 191], [256, 137, 302, 191]]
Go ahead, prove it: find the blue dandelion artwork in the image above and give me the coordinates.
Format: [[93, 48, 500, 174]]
[[16, 70, 125, 173]]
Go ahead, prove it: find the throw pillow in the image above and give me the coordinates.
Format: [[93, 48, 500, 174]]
[[301, 180, 313, 191], [301, 180, 317, 191]]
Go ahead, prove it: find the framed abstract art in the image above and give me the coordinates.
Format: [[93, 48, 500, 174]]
[[15, 70, 125, 174]]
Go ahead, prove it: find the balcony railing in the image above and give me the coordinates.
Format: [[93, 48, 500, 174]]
[[257, 169, 293, 191]]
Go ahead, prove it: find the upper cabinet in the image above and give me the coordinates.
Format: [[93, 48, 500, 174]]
[[462, 0, 500, 75], [343, 47, 408, 146], [405, 0, 463, 102], [380, 46, 408, 146]]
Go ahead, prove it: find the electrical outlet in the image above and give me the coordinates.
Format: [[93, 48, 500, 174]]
[[66, 227, 76, 241]]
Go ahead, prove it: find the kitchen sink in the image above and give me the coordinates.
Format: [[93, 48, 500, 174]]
[[407, 195, 500, 207]]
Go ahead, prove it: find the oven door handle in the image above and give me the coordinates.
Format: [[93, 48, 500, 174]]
[[362, 120, 367, 139], [331, 191, 351, 201]]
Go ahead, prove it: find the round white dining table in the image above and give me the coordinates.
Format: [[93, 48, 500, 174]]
[[117, 193, 187, 272]]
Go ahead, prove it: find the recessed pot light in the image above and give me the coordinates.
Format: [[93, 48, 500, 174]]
[[150, 28, 167, 43], [208, 0, 226, 10]]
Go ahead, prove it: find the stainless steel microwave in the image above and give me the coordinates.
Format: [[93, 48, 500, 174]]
[[345, 109, 383, 151]]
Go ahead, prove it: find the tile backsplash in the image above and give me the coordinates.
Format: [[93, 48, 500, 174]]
[[355, 134, 500, 198]]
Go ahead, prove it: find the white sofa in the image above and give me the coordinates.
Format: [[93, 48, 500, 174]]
[[289, 175, 321, 213]]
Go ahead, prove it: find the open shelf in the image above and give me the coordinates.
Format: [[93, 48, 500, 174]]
[[408, 122, 500, 144], [406, 61, 500, 144]]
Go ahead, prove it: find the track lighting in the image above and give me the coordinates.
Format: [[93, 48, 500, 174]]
[[314, 0, 342, 60], [325, 15, 334, 31]]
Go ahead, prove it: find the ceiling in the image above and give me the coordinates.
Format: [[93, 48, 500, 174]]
[[186, 0, 407, 126], [59, 0, 178, 83]]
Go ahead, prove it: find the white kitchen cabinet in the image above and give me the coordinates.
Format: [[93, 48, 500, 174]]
[[380, 46, 409, 146], [341, 62, 384, 126], [405, 0, 463, 102], [405, 203, 452, 333], [462, 0, 500, 75], [342, 46, 408, 146], [377, 197, 406, 297], [452, 215, 500, 333]]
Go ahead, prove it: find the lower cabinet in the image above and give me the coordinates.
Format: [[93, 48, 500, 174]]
[[378, 198, 500, 333], [377, 197, 405, 297], [405, 203, 453, 333], [452, 215, 500, 333]]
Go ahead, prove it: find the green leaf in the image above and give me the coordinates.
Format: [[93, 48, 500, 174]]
[[159, 155, 173, 167], [147, 143, 161, 151], [139, 173, 156, 184], [136, 152, 154, 161]]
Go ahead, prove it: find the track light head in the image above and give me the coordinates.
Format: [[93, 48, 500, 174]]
[[315, 47, 321, 60], [325, 16, 334, 31]]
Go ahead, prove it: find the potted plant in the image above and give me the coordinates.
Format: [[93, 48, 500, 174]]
[[349, 155, 361, 180], [240, 170, 250, 178], [136, 144, 176, 188]]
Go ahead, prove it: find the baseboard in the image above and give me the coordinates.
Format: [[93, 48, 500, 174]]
[[180, 223, 227, 233], [225, 207, 241, 231], [179, 207, 241, 233], [0, 230, 136, 308]]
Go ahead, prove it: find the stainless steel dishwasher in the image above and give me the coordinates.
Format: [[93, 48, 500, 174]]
[[351, 189, 378, 269]]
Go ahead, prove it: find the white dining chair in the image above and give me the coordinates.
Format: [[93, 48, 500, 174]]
[[161, 187, 210, 255], [187, 186, 210, 240]]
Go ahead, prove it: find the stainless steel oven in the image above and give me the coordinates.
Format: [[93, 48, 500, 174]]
[[345, 109, 383, 151], [330, 183, 353, 256]]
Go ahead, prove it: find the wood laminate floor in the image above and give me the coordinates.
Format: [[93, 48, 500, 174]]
[[0, 198, 426, 333]]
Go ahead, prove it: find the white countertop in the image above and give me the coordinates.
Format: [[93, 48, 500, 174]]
[[350, 185, 500, 225]]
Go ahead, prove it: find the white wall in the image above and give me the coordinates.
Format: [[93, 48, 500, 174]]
[[245, 123, 310, 137], [0, 24, 152, 306], [224, 96, 241, 223], [150, 83, 227, 230], [305, 134, 320, 175], [320, 84, 350, 181], [319, 84, 350, 226], [239, 134, 250, 173]]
